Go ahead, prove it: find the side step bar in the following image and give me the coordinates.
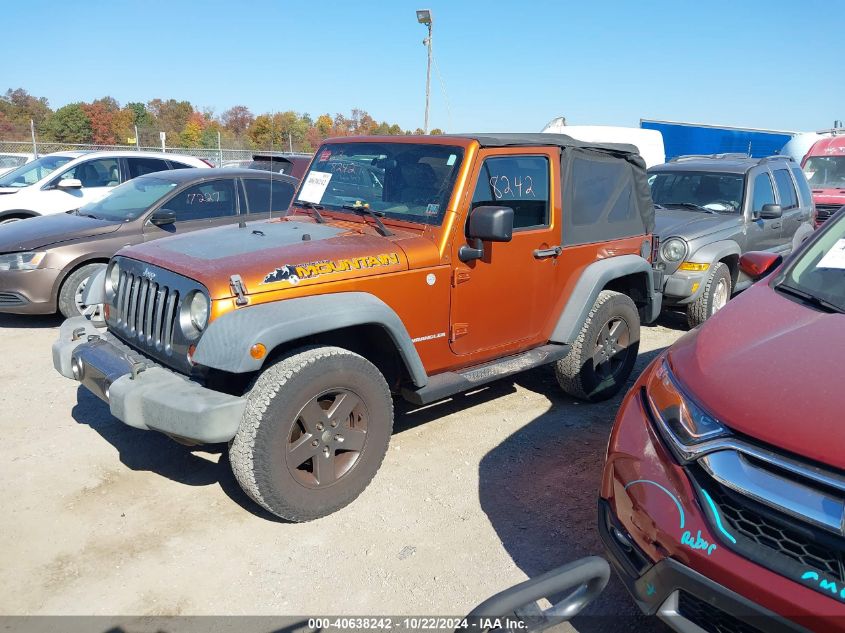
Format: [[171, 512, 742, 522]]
[[401, 343, 569, 406]]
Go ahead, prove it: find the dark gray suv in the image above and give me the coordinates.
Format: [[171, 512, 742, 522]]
[[649, 154, 814, 327]]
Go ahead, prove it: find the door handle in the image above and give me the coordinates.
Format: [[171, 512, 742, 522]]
[[534, 246, 562, 259], [770, 222, 782, 230]]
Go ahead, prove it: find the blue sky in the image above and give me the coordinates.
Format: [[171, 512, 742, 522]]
[[2, 0, 840, 133]]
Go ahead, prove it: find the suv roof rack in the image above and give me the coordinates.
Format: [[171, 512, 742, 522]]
[[669, 153, 750, 162], [757, 155, 794, 165], [815, 127, 845, 136]]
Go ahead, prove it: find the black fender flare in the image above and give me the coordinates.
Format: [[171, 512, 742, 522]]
[[192, 292, 429, 387], [550, 255, 658, 344]]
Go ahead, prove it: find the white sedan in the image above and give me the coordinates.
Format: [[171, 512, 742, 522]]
[[0, 150, 210, 223]]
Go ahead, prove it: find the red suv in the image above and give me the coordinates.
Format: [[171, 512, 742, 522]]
[[600, 206, 845, 632]]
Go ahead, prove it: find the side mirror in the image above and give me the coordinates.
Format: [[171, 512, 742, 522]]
[[150, 209, 176, 226], [459, 205, 514, 262], [739, 251, 782, 279], [57, 178, 82, 190], [759, 203, 782, 219]]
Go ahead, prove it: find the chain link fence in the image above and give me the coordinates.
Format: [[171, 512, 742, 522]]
[[0, 140, 260, 166]]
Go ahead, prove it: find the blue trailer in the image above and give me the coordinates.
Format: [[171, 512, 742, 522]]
[[640, 119, 796, 161]]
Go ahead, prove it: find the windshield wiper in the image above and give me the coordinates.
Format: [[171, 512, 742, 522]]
[[775, 282, 845, 313], [342, 202, 394, 237], [663, 202, 718, 215], [292, 200, 326, 223], [76, 210, 101, 220]]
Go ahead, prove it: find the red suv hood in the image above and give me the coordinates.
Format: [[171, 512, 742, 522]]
[[668, 280, 845, 470]]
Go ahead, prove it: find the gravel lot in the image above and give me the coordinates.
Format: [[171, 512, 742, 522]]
[[0, 312, 687, 631]]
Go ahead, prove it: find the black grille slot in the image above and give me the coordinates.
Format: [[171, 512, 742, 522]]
[[676, 591, 765, 633], [114, 271, 180, 356], [0, 292, 26, 307], [816, 204, 843, 224]]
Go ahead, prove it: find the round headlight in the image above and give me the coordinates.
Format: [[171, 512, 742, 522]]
[[661, 238, 687, 263], [188, 291, 209, 331], [106, 261, 120, 297]]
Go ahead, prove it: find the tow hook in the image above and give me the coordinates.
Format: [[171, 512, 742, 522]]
[[230, 274, 249, 306]]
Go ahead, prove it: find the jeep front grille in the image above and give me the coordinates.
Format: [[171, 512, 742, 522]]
[[105, 257, 207, 375], [114, 271, 180, 354]]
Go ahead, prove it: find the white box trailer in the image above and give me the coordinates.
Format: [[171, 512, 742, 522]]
[[541, 118, 666, 167]]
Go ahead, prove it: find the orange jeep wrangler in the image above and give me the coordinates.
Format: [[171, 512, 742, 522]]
[[53, 134, 660, 521]]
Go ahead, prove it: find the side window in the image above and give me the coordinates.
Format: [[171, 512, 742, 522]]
[[163, 180, 237, 221], [167, 161, 193, 170], [751, 172, 776, 213], [60, 158, 120, 187], [772, 168, 798, 210], [471, 156, 549, 230], [126, 157, 169, 179], [242, 178, 296, 214], [791, 166, 813, 208]]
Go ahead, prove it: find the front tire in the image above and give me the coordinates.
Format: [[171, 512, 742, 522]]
[[686, 262, 731, 329], [555, 290, 640, 402], [230, 345, 393, 521], [58, 263, 107, 319]]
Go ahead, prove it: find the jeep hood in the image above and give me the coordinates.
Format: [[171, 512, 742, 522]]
[[118, 218, 420, 299], [668, 281, 845, 470], [654, 208, 737, 241], [0, 213, 121, 252]]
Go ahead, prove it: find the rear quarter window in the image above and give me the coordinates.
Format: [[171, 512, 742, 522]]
[[773, 168, 798, 210], [791, 166, 813, 208]]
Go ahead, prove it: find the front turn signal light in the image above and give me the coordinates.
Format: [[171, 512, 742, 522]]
[[678, 262, 710, 272], [250, 343, 267, 360]]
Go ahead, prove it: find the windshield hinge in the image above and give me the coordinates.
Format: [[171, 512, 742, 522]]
[[229, 274, 249, 306]]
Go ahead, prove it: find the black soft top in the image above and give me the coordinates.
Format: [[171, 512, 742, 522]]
[[459, 133, 654, 242], [464, 132, 640, 156]]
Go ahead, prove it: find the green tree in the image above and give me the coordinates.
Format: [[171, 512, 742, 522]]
[[126, 101, 154, 127], [429, 128, 443, 135], [44, 103, 92, 143]]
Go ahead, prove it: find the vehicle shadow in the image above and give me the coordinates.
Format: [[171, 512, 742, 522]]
[[0, 313, 63, 329], [653, 309, 690, 332], [477, 347, 671, 633], [70, 386, 285, 522]]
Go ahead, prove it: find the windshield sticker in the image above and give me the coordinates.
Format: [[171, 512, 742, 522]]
[[447, 154, 456, 166], [298, 171, 333, 203], [425, 203, 440, 216], [319, 149, 332, 161], [262, 252, 401, 285], [817, 239, 845, 269]]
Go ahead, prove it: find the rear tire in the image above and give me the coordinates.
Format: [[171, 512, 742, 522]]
[[686, 262, 731, 329], [555, 290, 640, 402], [230, 345, 393, 521], [57, 263, 106, 319]]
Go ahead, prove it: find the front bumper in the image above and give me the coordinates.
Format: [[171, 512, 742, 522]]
[[599, 358, 845, 632], [52, 317, 246, 444], [0, 267, 61, 314], [659, 269, 709, 305]]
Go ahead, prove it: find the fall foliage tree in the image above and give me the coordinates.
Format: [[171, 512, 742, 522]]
[[0, 87, 422, 151], [221, 105, 254, 136], [45, 103, 92, 143]]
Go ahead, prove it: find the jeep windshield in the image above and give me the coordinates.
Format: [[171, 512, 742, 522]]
[[649, 171, 745, 214], [778, 210, 845, 313], [0, 155, 73, 188], [76, 175, 179, 221], [803, 156, 845, 189], [294, 142, 465, 225]]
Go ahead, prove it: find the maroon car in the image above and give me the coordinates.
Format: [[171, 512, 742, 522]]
[[600, 207, 845, 631]]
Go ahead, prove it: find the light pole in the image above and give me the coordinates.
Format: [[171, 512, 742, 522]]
[[416, 9, 433, 134]]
